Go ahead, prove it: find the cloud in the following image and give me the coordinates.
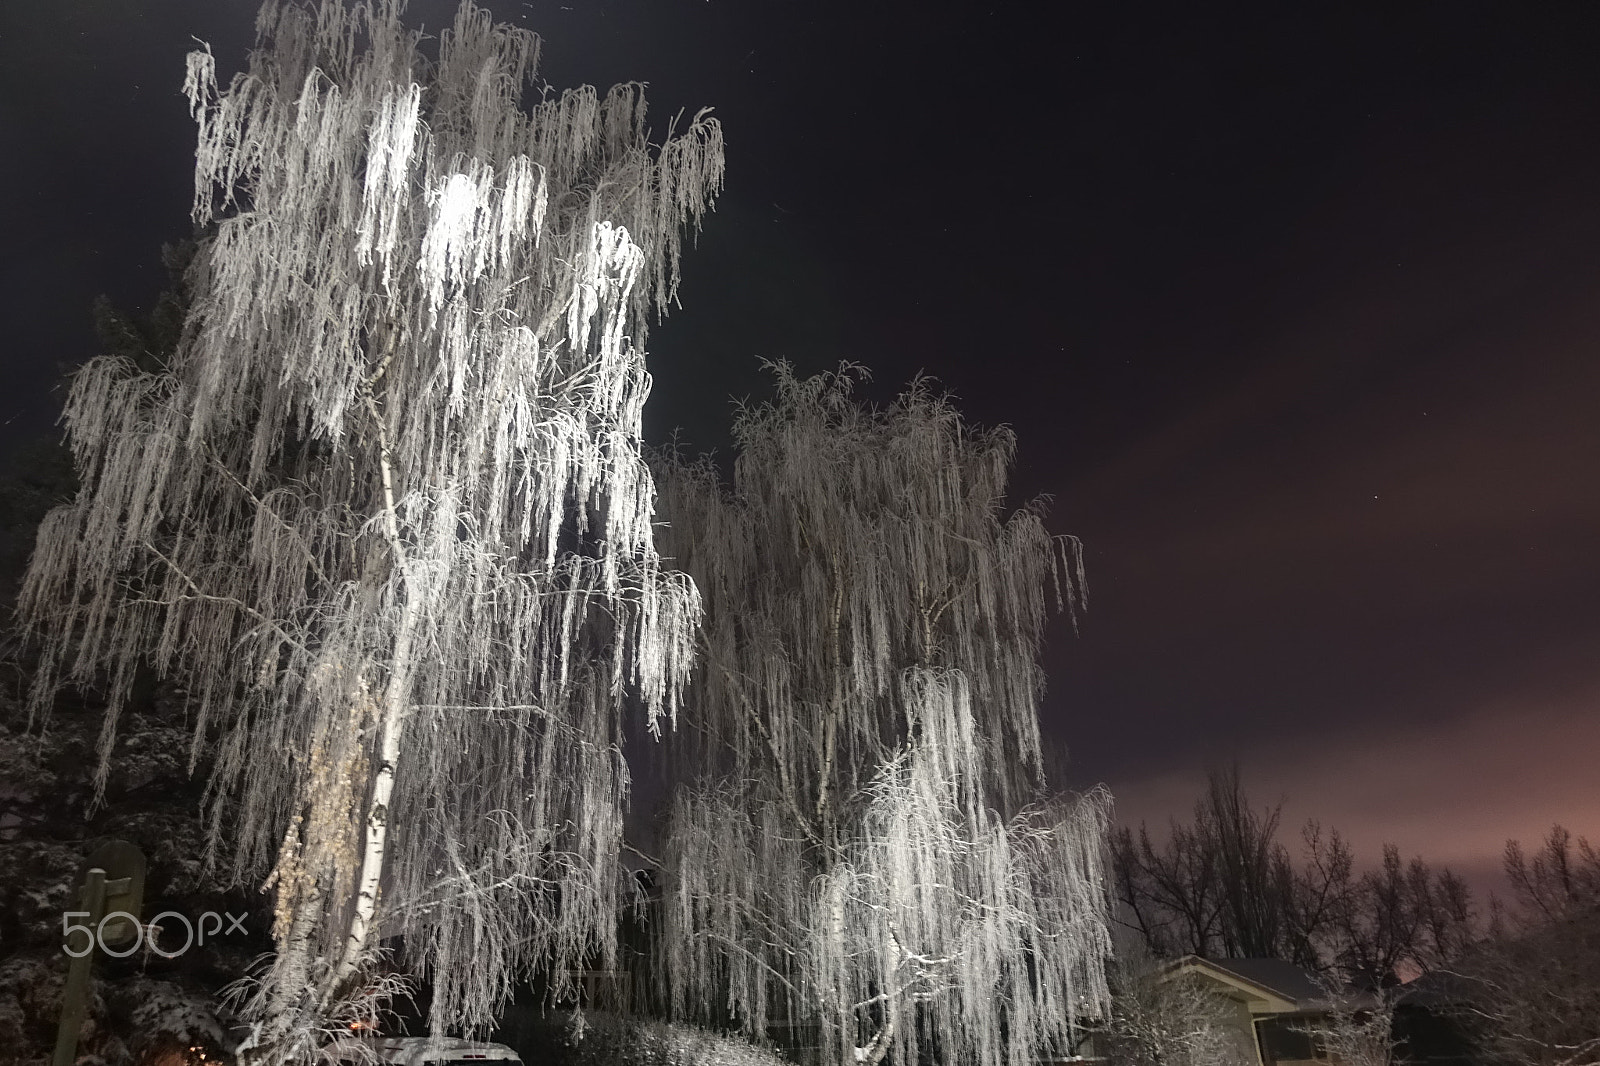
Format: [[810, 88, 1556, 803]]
[[1048, 265, 1600, 797]]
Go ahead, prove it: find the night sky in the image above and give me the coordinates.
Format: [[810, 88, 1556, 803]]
[[6, 1, 1600, 899]]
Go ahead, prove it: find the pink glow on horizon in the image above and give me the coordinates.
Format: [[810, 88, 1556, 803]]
[[1108, 669, 1600, 904]]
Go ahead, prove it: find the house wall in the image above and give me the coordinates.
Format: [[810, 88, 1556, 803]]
[[1217, 995, 1267, 1066]]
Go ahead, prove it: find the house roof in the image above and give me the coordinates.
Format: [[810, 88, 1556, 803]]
[[1202, 958, 1332, 1007], [1164, 956, 1336, 1014]]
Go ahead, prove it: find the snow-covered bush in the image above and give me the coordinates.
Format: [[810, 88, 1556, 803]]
[[118, 977, 232, 1059], [504, 1010, 790, 1066]]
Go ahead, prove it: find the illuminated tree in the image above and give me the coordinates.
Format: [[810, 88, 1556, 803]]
[[649, 366, 1113, 1066], [18, 1, 720, 1060]]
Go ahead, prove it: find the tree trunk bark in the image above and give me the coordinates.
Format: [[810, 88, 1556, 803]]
[[329, 384, 419, 995]]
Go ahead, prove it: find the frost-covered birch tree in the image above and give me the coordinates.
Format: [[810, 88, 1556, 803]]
[[18, 1, 720, 1060], [648, 366, 1113, 1066]]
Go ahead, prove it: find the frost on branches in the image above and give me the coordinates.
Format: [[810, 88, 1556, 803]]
[[18, 1, 720, 1059], [650, 367, 1113, 1066]]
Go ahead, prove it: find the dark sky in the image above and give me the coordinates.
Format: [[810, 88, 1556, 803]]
[[6, 0, 1600, 897]]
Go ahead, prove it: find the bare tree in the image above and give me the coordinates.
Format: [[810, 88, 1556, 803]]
[[1333, 845, 1475, 990], [18, 1, 721, 1060], [1290, 820, 1359, 967], [1504, 825, 1600, 923], [1450, 826, 1600, 1066], [647, 366, 1113, 1066], [1409, 864, 1476, 971], [1112, 766, 1347, 969], [1113, 767, 1475, 987], [1111, 819, 1223, 961]]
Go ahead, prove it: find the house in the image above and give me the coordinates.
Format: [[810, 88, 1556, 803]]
[[1154, 956, 1367, 1066]]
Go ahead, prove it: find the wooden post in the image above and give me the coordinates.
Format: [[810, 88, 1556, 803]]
[[52, 842, 143, 1066], [52, 868, 107, 1066]]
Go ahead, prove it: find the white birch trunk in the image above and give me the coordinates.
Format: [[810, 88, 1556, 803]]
[[327, 390, 416, 996]]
